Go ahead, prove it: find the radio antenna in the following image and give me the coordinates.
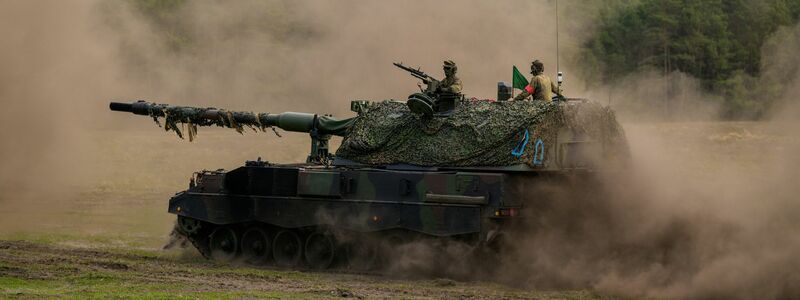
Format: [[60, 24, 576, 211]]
[[555, 0, 563, 89], [556, 0, 559, 73]]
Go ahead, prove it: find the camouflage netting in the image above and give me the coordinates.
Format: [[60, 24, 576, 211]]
[[336, 99, 627, 167]]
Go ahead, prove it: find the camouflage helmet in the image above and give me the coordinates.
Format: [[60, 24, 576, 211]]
[[530, 59, 544, 74], [443, 60, 457, 71]]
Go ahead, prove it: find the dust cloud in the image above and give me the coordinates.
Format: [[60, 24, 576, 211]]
[[99, 0, 572, 114], [500, 24, 800, 299], [0, 0, 569, 232], [1, 1, 799, 299], [0, 1, 122, 231], [503, 121, 800, 298]]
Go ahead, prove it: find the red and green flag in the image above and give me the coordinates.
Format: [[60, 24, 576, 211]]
[[512, 66, 533, 94]]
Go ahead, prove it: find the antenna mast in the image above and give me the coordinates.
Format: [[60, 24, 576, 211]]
[[555, 0, 563, 89], [556, 0, 559, 73]]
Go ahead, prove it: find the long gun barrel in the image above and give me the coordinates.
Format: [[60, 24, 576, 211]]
[[110, 100, 354, 140], [393, 62, 437, 83]]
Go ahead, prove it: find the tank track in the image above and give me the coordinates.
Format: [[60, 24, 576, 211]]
[[170, 216, 495, 275], [184, 231, 211, 259], [172, 218, 211, 259]]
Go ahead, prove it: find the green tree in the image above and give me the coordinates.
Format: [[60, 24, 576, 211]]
[[584, 0, 800, 119]]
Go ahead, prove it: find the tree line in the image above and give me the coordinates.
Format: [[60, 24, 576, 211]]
[[582, 0, 800, 119]]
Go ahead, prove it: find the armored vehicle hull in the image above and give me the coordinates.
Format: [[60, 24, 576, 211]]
[[111, 96, 626, 270], [171, 163, 554, 269]]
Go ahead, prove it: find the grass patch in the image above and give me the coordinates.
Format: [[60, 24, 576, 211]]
[[186, 264, 314, 280], [1, 275, 335, 300]]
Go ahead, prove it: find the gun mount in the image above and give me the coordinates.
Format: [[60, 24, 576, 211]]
[[393, 62, 460, 117], [109, 101, 355, 163]]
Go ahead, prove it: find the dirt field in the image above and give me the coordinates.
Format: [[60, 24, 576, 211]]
[[0, 240, 615, 299], [0, 121, 796, 299], [0, 126, 613, 299]]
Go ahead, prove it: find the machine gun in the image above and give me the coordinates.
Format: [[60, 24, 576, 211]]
[[393, 62, 462, 116], [393, 62, 441, 94], [109, 100, 355, 163]]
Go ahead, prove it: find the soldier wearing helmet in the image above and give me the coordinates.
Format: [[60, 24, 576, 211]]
[[513, 59, 560, 101], [437, 60, 463, 94]]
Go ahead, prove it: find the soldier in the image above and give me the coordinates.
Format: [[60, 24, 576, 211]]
[[437, 60, 463, 94], [513, 60, 560, 101]]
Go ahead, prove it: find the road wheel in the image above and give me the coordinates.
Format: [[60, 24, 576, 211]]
[[304, 231, 336, 269], [272, 230, 302, 268], [241, 227, 271, 266], [209, 227, 239, 262], [177, 216, 201, 235]]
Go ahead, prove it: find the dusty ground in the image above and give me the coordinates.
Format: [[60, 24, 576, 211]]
[[0, 121, 795, 299], [0, 125, 618, 299], [0, 240, 612, 299]]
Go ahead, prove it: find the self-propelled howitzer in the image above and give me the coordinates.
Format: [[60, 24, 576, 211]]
[[109, 94, 628, 271]]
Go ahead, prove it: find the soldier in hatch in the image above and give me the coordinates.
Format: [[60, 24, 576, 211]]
[[436, 60, 462, 94], [513, 60, 560, 101]]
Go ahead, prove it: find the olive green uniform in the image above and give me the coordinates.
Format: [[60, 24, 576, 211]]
[[513, 74, 558, 101], [439, 76, 463, 93]]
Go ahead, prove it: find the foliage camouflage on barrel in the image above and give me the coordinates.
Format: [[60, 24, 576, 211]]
[[120, 101, 354, 141], [145, 104, 274, 141]]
